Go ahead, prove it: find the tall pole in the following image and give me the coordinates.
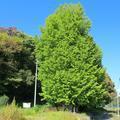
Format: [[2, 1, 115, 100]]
[[117, 78, 120, 116], [34, 60, 38, 107], [117, 92, 119, 116]]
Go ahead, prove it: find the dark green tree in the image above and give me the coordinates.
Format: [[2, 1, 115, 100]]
[[0, 28, 40, 103], [36, 4, 110, 109]]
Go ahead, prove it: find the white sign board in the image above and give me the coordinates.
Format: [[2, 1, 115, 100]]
[[23, 102, 31, 108]]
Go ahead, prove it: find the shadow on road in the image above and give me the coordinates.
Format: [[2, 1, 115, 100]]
[[89, 111, 112, 120], [86, 109, 119, 120]]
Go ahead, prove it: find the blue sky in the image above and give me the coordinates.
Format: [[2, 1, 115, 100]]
[[1, 0, 120, 91]]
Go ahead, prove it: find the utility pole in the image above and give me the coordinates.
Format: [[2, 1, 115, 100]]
[[117, 78, 120, 116], [117, 92, 119, 116], [34, 60, 38, 107]]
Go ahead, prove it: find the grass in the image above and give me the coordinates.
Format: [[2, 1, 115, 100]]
[[27, 111, 78, 120], [0, 103, 120, 120], [20, 105, 90, 120], [0, 102, 26, 120], [24, 111, 90, 120]]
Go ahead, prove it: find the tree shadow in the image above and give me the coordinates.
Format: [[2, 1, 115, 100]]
[[87, 109, 119, 120], [77, 107, 119, 120], [89, 111, 112, 120]]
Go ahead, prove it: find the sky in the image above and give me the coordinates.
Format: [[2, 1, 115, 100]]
[[0, 0, 120, 91]]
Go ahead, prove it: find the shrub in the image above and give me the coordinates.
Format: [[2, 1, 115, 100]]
[[0, 95, 9, 106], [0, 100, 26, 120]]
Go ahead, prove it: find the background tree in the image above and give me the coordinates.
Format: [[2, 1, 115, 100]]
[[36, 4, 115, 110], [104, 73, 116, 104], [0, 27, 41, 104]]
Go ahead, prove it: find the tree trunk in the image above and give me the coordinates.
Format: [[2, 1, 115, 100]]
[[73, 106, 76, 113], [62, 104, 66, 111]]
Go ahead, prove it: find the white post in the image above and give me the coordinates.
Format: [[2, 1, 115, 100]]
[[34, 61, 38, 107], [117, 93, 119, 116], [117, 78, 120, 117]]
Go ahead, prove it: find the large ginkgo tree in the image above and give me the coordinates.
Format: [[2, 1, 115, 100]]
[[36, 4, 112, 110]]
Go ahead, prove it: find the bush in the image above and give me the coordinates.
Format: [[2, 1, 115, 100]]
[[0, 95, 9, 106], [0, 100, 26, 120]]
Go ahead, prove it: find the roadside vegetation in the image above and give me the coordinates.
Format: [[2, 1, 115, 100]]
[[0, 102, 119, 120]]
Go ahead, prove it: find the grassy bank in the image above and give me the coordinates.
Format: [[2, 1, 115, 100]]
[[21, 105, 89, 120], [25, 111, 89, 120], [0, 104, 120, 120]]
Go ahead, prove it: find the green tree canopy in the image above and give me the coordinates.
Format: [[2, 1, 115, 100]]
[[104, 73, 116, 103], [36, 4, 111, 109], [0, 28, 40, 103]]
